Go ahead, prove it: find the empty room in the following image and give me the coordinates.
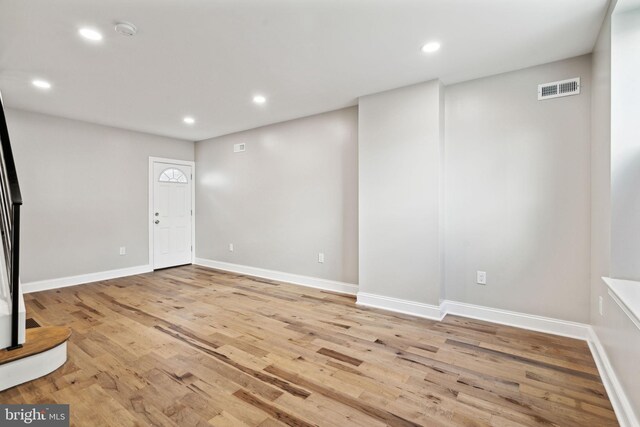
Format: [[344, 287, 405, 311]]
[[0, 0, 638, 425]]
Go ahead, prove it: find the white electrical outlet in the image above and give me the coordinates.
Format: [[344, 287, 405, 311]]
[[119, 246, 126, 256], [599, 296, 604, 316], [476, 271, 487, 285], [318, 253, 325, 263], [229, 243, 234, 252]]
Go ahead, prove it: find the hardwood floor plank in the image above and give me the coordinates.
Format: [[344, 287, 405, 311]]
[[233, 389, 316, 427], [316, 347, 363, 366]]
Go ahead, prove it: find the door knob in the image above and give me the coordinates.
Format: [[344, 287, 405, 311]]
[[155, 220, 160, 224]]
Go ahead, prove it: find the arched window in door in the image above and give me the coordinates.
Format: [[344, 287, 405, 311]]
[[158, 168, 188, 183]]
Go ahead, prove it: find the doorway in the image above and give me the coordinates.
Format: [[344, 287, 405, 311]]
[[149, 158, 195, 270]]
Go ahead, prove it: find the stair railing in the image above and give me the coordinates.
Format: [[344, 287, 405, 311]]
[[0, 91, 23, 350]]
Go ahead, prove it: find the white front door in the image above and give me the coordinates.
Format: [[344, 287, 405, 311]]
[[153, 162, 192, 269]]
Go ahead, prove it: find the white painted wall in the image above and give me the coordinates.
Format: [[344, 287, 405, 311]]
[[591, 2, 613, 328], [358, 81, 444, 305], [611, 7, 640, 281], [6, 109, 194, 283], [591, 1, 640, 418], [195, 107, 358, 284], [445, 56, 592, 322]]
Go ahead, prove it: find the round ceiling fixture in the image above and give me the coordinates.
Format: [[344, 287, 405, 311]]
[[114, 22, 137, 37]]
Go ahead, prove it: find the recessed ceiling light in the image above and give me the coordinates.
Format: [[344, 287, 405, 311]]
[[183, 117, 195, 125], [79, 28, 103, 41], [421, 41, 441, 53], [32, 80, 51, 90], [253, 95, 266, 105]]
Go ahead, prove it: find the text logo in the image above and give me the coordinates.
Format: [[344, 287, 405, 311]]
[[0, 405, 69, 426]]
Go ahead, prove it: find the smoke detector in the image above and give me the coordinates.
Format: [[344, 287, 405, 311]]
[[114, 22, 137, 37]]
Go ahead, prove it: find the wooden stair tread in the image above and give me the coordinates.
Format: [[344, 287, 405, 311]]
[[0, 326, 71, 365]]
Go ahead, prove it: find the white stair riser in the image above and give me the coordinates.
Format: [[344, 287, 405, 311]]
[[0, 342, 67, 391]]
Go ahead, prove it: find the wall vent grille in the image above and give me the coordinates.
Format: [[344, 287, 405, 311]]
[[538, 78, 580, 100]]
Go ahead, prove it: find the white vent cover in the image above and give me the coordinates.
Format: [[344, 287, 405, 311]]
[[538, 78, 580, 100], [233, 143, 246, 153]]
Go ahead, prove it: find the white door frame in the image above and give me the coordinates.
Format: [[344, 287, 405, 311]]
[[148, 157, 196, 269]]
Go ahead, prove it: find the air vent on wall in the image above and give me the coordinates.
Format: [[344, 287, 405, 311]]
[[234, 143, 246, 153], [538, 78, 580, 100]]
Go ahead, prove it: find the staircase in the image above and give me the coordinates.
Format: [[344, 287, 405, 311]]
[[0, 90, 70, 391], [0, 248, 25, 350]]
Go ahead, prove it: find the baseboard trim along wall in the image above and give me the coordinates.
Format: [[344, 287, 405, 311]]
[[354, 294, 590, 339], [441, 300, 591, 340], [588, 327, 640, 427], [356, 292, 445, 320], [22, 265, 153, 293], [194, 258, 358, 295]]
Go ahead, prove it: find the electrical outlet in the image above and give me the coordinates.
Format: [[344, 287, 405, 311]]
[[229, 243, 234, 252], [318, 253, 324, 263], [599, 296, 604, 316], [119, 246, 126, 256], [476, 271, 487, 285]]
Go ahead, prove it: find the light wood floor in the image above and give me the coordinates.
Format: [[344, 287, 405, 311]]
[[1, 265, 617, 426]]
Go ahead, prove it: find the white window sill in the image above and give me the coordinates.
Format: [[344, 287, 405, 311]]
[[603, 277, 640, 331]]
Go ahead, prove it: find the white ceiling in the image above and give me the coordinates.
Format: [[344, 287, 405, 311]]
[[615, 0, 640, 13], [0, 0, 609, 141]]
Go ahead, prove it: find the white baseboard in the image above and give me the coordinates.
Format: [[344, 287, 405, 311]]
[[441, 300, 590, 340], [588, 327, 640, 427], [354, 295, 591, 335], [356, 292, 444, 321], [22, 265, 153, 293], [194, 258, 358, 295]]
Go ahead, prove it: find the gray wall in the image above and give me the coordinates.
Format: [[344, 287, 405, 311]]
[[6, 109, 194, 283], [445, 56, 592, 322], [358, 81, 444, 305], [611, 7, 640, 280], [591, 3, 613, 327], [592, 2, 640, 416], [195, 107, 358, 284]]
